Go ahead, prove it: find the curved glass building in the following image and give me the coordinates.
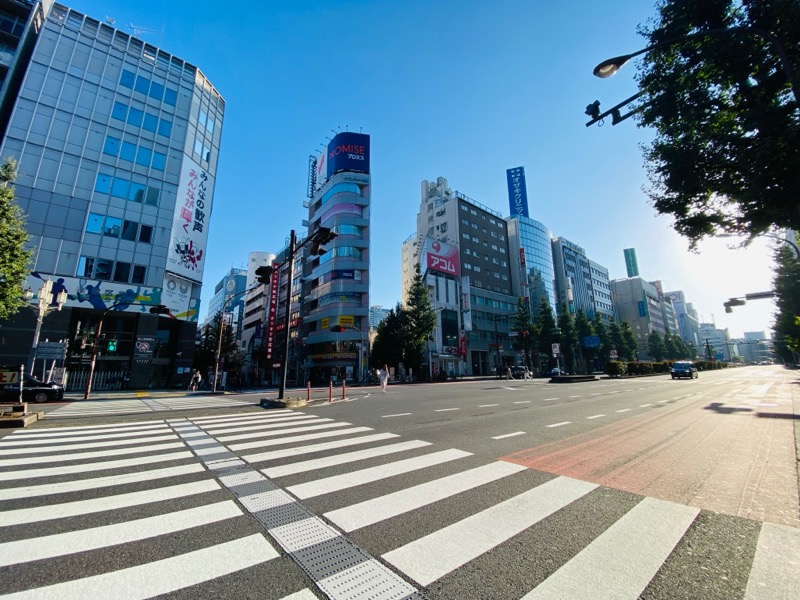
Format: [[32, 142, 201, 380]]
[[507, 216, 556, 317]]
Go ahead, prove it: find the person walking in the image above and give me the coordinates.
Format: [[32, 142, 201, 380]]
[[379, 365, 389, 392]]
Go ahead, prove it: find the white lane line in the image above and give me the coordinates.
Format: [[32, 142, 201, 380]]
[[199, 415, 318, 432], [0, 451, 194, 482], [0, 501, 242, 566], [608, 391, 621, 394], [262, 440, 432, 478], [382, 476, 597, 587], [543, 398, 559, 401], [4, 421, 166, 437], [513, 401, 531, 404], [569, 395, 582, 399], [639, 404, 653, 408], [326, 461, 528, 532], [228, 426, 374, 452], [586, 415, 605, 420], [745, 522, 800, 599], [492, 431, 526, 439], [590, 393, 602, 396], [521, 497, 698, 599], [479, 404, 499, 407], [0, 427, 172, 447], [242, 433, 399, 464], [288, 449, 472, 500], [382, 413, 412, 418], [435, 408, 460, 412], [546, 422, 571, 428], [0, 479, 219, 526], [0, 464, 205, 501], [189, 410, 292, 422], [673, 397, 683, 400], [616, 409, 632, 413], [0, 441, 185, 467], [215, 421, 350, 443], [0, 434, 178, 456], [659, 400, 669, 403], [3, 534, 277, 600]]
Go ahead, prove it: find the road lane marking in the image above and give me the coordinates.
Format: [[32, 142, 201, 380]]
[[479, 404, 499, 407], [616, 409, 632, 413], [513, 401, 531, 404], [262, 440, 432, 478], [745, 522, 800, 599], [0, 434, 179, 456], [382, 413, 412, 417], [546, 422, 571, 428], [435, 408, 460, 412], [215, 421, 350, 443], [326, 462, 528, 532], [569, 395, 582, 398], [586, 414, 605, 420], [241, 433, 398, 464], [0, 442, 184, 467], [590, 393, 602, 396], [0, 501, 242, 566], [382, 476, 597, 587], [3, 420, 167, 436], [287, 449, 472, 499], [543, 398, 559, 401], [227, 426, 374, 452], [639, 404, 652, 407], [522, 497, 698, 599], [0, 426, 172, 447], [491, 431, 526, 439], [3, 534, 278, 599]]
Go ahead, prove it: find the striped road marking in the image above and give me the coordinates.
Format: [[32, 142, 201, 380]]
[[0, 434, 178, 456], [587, 414, 605, 420], [3, 534, 278, 600], [215, 421, 349, 443], [521, 497, 698, 599], [492, 431, 526, 440], [262, 440, 432, 478], [382, 476, 597, 586], [227, 426, 373, 452], [382, 413, 412, 418], [3, 420, 166, 436], [287, 449, 472, 500], [0, 426, 172, 446], [0, 501, 242, 566], [546, 422, 571, 428], [744, 522, 800, 599], [325, 461, 527, 532], [241, 433, 399, 464]]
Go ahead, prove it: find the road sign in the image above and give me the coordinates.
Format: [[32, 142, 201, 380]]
[[609, 349, 618, 359], [35, 342, 67, 359], [551, 343, 560, 356]]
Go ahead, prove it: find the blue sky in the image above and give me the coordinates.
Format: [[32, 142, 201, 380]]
[[68, 0, 777, 339]]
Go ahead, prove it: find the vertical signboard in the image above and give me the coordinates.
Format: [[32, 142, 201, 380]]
[[506, 167, 529, 218], [519, 247, 530, 307], [421, 238, 460, 276], [461, 276, 472, 331], [168, 157, 215, 283], [265, 264, 280, 359], [624, 248, 640, 277]]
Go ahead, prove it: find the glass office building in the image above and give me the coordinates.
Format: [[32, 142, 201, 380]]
[[0, 2, 224, 389], [507, 216, 556, 317]]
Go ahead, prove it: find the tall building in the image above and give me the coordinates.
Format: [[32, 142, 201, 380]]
[[506, 216, 556, 319], [369, 305, 390, 329], [610, 277, 667, 359], [589, 259, 614, 322], [0, 2, 223, 389], [300, 132, 371, 384], [664, 290, 701, 348], [406, 177, 517, 376], [698, 323, 732, 361], [204, 268, 247, 350]]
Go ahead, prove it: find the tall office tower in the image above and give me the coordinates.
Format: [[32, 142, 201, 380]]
[[552, 237, 608, 319], [506, 216, 556, 318], [610, 277, 668, 359], [405, 176, 517, 377], [301, 132, 371, 384], [624, 248, 640, 277], [0, 2, 224, 389], [664, 290, 701, 347]]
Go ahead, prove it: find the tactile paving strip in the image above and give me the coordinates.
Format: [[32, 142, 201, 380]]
[[169, 417, 425, 600]]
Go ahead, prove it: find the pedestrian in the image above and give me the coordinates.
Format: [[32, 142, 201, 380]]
[[506, 366, 513, 380], [189, 370, 201, 392], [379, 365, 389, 392]]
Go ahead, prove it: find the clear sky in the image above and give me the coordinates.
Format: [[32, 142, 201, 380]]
[[68, 0, 778, 339]]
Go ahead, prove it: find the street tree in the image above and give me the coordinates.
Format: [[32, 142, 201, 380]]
[[370, 303, 408, 371], [512, 297, 538, 372], [592, 313, 612, 367], [634, 0, 800, 247], [193, 312, 238, 376], [648, 330, 666, 361], [663, 332, 680, 359], [0, 158, 32, 319], [536, 299, 560, 370], [621, 322, 639, 361], [402, 263, 437, 378], [574, 309, 595, 374], [557, 303, 578, 374], [772, 245, 800, 363]]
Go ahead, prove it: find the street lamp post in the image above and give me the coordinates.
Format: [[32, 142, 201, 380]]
[[718, 232, 800, 260], [84, 303, 172, 400], [26, 279, 68, 373]]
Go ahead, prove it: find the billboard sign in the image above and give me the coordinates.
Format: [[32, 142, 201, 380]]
[[167, 157, 215, 283], [506, 167, 529, 218], [461, 276, 472, 331], [422, 238, 460, 276], [327, 132, 370, 176]]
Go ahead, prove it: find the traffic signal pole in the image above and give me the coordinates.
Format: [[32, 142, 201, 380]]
[[278, 230, 296, 400]]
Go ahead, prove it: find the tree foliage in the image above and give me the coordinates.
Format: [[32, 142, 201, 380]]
[[193, 312, 239, 375], [370, 303, 407, 370], [647, 330, 666, 361], [536, 299, 560, 369], [772, 245, 800, 362], [634, 0, 800, 246], [557, 303, 579, 374], [574, 309, 595, 373], [403, 263, 437, 376], [0, 158, 32, 319], [512, 297, 539, 371]]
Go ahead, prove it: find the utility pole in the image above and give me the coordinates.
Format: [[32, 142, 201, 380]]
[[705, 338, 714, 361]]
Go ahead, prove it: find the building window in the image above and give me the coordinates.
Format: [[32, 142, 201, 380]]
[[120, 69, 135, 88], [121, 220, 137, 241], [139, 225, 153, 244], [158, 119, 172, 137], [132, 265, 146, 284], [135, 146, 152, 167], [143, 113, 158, 133], [113, 261, 131, 283], [152, 152, 166, 171], [103, 136, 120, 156], [120, 141, 136, 161], [164, 88, 177, 106], [102, 216, 122, 237], [128, 107, 143, 127], [85, 213, 103, 234], [112, 102, 127, 121]]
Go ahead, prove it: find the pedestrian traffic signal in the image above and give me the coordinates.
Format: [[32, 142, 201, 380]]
[[107, 339, 118, 352]]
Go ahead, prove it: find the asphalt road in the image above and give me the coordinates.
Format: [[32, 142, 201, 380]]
[[1, 366, 797, 599]]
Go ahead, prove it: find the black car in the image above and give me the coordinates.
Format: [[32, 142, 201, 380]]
[[0, 374, 65, 403], [671, 361, 698, 379]]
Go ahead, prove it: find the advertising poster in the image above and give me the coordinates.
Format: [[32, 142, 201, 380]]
[[506, 167, 529, 218], [422, 238, 460, 276]]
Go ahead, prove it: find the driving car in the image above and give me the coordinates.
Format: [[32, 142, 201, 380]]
[[0, 374, 65, 403], [670, 361, 698, 379]]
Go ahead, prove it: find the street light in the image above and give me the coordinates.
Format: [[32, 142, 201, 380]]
[[592, 26, 799, 106], [718, 232, 800, 260], [259, 226, 338, 399], [84, 303, 172, 400], [25, 278, 68, 373]]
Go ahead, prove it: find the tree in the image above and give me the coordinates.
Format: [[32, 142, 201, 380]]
[[536, 299, 560, 370], [663, 332, 679, 359], [574, 309, 595, 374], [772, 245, 800, 363], [0, 158, 32, 319], [402, 263, 436, 377], [592, 313, 612, 368], [370, 303, 408, 371], [193, 312, 238, 376], [513, 297, 539, 372], [648, 330, 666, 361], [620, 321, 639, 361], [557, 303, 578, 374], [634, 0, 800, 247]]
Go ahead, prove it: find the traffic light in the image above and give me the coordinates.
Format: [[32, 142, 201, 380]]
[[255, 265, 273, 284], [723, 298, 746, 313], [585, 100, 601, 119], [330, 325, 346, 333], [149, 304, 171, 315], [107, 339, 118, 352], [310, 227, 338, 255]]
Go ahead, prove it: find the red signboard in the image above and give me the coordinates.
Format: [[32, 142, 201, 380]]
[[422, 238, 460, 276], [265, 263, 280, 359]]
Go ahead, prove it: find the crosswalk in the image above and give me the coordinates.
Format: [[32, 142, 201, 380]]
[[45, 394, 256, 418], [2, 409, 799, 599]]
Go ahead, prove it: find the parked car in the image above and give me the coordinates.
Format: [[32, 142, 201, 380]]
[[0, 374, 65, 403], [671, 361, 698, 379]]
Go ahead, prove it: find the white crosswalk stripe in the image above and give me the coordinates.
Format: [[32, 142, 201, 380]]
[[46, 396, 254, 418]]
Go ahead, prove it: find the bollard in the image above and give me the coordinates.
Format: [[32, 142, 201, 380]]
[[307, 381, 311, 402], [328, 380, 333, 403], [342, 379, 346, 400]]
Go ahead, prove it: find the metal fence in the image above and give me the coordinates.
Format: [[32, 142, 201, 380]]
[[65, 370, 127, 392]]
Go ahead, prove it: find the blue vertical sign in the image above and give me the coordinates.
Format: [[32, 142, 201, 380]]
[[506, 167, 529, 218]]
